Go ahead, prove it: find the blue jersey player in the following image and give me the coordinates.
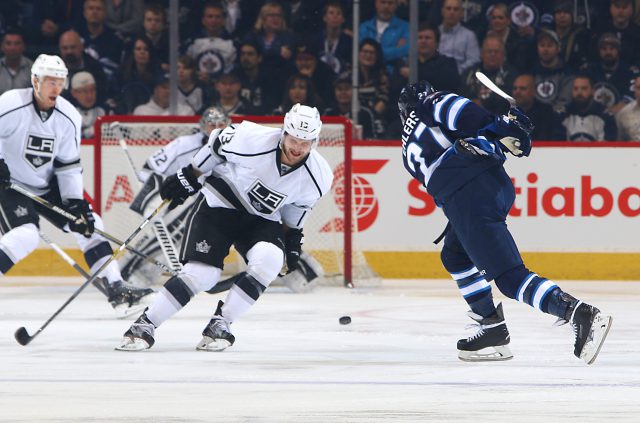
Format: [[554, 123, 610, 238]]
[[398, 81, 612, 364]]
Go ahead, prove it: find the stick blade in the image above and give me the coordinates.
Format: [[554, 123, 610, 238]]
[[14, 327, 32, 346]]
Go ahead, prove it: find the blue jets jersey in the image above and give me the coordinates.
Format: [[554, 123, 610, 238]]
[[401, 91, 500, 205]]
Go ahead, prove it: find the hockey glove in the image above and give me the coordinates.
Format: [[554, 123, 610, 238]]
[[480, 110, 533, 158], [67, 199, 95, 237], [159, 164, 202, 210], [284, 228, 304, 273], [0, 159, 10, 189]]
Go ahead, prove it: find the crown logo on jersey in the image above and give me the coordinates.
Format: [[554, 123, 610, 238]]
[[14, 206, 28, 218], [195, 240, 211, 254], [32, 156, 44, 166]]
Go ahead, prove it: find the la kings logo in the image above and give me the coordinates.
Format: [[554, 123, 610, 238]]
[[24, 134, 55, 169], [247, 180, 286, 214]]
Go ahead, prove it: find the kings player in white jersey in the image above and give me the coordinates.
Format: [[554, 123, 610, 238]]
[[117, 104, 333, 351], [0, 54, 153, 313]]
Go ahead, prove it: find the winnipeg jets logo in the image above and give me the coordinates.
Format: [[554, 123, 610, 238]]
[[24, 134, 54, 169], [247, 180, 286, 215], [14, 206, 28, 217], [195, 240, 211, 254]]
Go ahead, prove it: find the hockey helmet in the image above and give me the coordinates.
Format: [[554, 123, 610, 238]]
[[282, 103, 322, 147], [31, 54, 69, 88], [199, 107, 229, 136], [398, 80, 436, 125]]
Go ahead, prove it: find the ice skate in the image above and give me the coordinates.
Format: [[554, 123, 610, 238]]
[[565, 299, 612, 365], [101, 279, 155, 318], [115, 311, 156, 351], [196, 300, 235, 351], [457, 303, 513, 362]]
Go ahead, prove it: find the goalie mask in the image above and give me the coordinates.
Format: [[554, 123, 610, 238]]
[[282, 103, 322, 148], [398, 80, 435, 125], [31, 54, 69, 89], [199, 107, 229, 136]]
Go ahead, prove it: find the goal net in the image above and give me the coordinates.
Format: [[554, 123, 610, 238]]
[[93, 115, 378, 287]]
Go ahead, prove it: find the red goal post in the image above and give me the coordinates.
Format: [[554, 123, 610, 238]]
[[93, 114, 376, 287]]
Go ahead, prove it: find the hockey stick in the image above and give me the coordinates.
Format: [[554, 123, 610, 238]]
[[14, 199, 170, 346], [38, 229, 108, 296], [113, 121, 183, 273], [475, 71, 516, 107], [9, 183, 178, 276]]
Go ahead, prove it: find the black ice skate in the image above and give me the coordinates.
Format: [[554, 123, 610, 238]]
[[115, 310, 156, 351], [457, 303, 513, 362], [196, 300, 235, 352], [564, 298, 612, 365], [101, 279, 155, 317]]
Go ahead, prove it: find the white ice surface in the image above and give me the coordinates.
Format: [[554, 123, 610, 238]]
[[0, 278, 638, 423]]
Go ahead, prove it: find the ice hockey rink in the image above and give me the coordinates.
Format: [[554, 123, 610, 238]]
[[1, 277, 638, 423]]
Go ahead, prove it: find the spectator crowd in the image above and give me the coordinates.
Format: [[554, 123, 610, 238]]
[[2, 0, 640, 141]]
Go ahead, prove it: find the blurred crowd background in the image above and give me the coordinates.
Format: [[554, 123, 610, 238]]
[[2, 0, 640, 141]]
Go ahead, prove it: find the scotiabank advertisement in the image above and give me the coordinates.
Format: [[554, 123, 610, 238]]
[[350, 143, 639, 253]]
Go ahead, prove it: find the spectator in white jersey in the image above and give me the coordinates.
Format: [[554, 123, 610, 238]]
[[615, 76, 640, 140], [133, 74, 193, 116], [116, 104, 333, 351], [0, 54, 153, 314], [69, 71, 107, 139]]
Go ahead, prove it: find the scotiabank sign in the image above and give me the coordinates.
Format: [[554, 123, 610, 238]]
[[353, 144, 640, 253]]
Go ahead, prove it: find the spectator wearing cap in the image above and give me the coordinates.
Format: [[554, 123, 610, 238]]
[[460, 34, 518, 115], [438, 0, 480, 75], [184, 1, 236, 84], [615, 75, 640, 140], [592, 0, 640, 64], [483, 3, 536, 72], [580, 32, 639, 114], [177, 55, 214, 114], [511, 74, 556, 140], [70, 71, 107, 139], [532, 29, 574, 111], [391, 23, 459, 99], [544, 0, 590, 69], [111, 35, 163, 114], [290, 42, 336, 108], [359, 0, 410, 75], [0, 28, 33, 94], [58, 30, 108, 104], [133, 75, 193, 116], [323, 73, 376, 139], [310, 1, 353, 75], [553, 75, 617, 141], [211, 72, 253, 117], [232, 41, 279, 114]]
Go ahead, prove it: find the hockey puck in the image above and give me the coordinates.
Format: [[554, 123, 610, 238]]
[[339, 315, 351, 325]]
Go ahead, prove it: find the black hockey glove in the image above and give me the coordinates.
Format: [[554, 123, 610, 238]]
[[159, 164, 202, 210], [284, 228, 304, 273], [0, 158, 10, 189], [67, 199, 95, 238]]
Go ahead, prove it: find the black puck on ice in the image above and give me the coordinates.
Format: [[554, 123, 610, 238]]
[[339, 315, 351, 325]]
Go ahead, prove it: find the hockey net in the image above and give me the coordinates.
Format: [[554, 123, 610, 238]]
[[93, 115, 379, 287]]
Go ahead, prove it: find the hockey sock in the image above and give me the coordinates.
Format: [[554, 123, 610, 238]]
[[495, 265, 558, 313], [145, 275, 197, 326], [221, 273, 266, 322], [449, 266, 496, 318]]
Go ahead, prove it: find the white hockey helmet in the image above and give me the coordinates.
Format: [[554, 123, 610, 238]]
[[31, 54, 69, 88], [199, 107, 229, 136], [282, 103, 322, 147]]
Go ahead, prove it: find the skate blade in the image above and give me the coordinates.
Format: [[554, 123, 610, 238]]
[[195, 336, 232, 352], [115, 337, 150, 351], [458, 345, 514, 362], [581, 314, 612, 365]]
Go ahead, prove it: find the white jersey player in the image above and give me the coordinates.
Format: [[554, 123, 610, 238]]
[[0, 54, 153, 313], [117, 103, 333, 351]]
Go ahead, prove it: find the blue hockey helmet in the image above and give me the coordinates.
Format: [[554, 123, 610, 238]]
[[398, 81, 436, 125]]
